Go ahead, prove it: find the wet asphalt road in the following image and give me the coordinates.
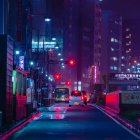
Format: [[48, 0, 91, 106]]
[[9, 103, 139, 140]]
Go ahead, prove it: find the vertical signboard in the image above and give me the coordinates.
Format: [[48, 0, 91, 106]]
[[26, 88, 32, 104], [19, 56, 24, 69]]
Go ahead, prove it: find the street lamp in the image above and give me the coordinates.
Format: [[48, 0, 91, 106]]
[[60, 58, 63, 61], [55, 46, 59, 49], [62, 65, 65, 69], [58, 53, 61, 56], [30, 61, 34, 66], [45, 18, 51, 22], [14, 50, 20, 65], [15, 50, 20, 55], [52, 38, 56, 41]]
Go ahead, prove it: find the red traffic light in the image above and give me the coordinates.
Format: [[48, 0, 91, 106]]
[[54, 74, 61, 80], [68, 59, 75, 66], [66, 80, 71, 86]]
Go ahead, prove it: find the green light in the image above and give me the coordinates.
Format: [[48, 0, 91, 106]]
[[12, 70, 17, 95]]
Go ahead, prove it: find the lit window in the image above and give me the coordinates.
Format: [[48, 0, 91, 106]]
[[126, 28, 130, 31], [126, 36, 130, 39], [127, 68, 130, 71], [126, 43, 130, 46], [114, 39, 118, 43], [134, 60, 137, 64], [111, 48, 114, 51], [121, 64, 125, 66], [112, 57, 118, 61], [121, 56, 125, 59], [110, 66, 118, 70], [114, 66, 118, 70], [128, 48, 131, 51], [111, 38, 114, 42], [110, 66, 114, 70]]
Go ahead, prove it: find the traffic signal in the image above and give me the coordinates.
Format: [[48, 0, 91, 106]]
[[54, 73, 61, 80], [68, 59, 75, 66], [66, 80, 71, 86]]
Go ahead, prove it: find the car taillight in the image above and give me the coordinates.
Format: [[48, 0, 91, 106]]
[[81, 96, 83, 100], [69, 96, 72, 100], [84, 95, 87, 98]]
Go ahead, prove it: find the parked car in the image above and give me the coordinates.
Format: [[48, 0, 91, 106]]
[[81, 90, 87, 105]]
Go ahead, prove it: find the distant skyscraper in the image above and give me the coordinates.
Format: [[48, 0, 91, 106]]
[[64, 0, 102, 91], [31, 0, 64, 81], [122, 20, 134, 73], [0, 0, 6, 34], [101, 11, 122, 76]]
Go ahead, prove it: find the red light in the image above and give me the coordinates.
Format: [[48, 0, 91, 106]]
[[70, 60, 74, 64], [68, 59, 75, 66], [55, 114, 61, 119], [54, 107, 60, 112], [66, 81, 71, 86], [81, 96, 83, 100], [54, 74, 61, 80], [69, 96, 72, 100], [74, 90, 78, 94]]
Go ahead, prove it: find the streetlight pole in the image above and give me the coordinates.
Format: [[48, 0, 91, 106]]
[[43, 39, 45, 74], [47, 47, 49, 84]]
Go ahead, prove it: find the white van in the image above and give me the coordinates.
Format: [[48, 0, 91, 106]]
[[69, 90, 84, 106]]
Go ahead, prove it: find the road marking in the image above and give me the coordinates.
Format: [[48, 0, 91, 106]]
[[90, 104, 140, 140]]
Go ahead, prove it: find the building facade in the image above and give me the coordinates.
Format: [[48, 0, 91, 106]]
[[63, 0, 102, 91], [101, 11, 122, 74], [121, 20, 134, 73]]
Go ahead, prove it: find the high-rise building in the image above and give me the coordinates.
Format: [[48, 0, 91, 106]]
[[121, 20, 134, 73], [0, 0, 7, 34], [1, 0, 33, 70], [31, 0, 64, 83], [0, 35, 14, 126], [101, 11, 122, 75], [0, 0, 33, 126], [64, 0, 102, 91]]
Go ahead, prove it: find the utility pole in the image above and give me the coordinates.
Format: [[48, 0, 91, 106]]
[[47, 47, 49, 83]]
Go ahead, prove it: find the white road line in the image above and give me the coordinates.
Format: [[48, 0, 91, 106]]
[[90, 104, 140, 140]]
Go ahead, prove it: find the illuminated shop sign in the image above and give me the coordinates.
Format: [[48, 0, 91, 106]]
[[32, 41, 56, 51], [110, 73, 140, 80], [19, 56, 24, 69], [94, 66, 97, 83]]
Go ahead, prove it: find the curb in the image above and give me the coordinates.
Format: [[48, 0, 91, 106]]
[[90, 103, 140, 139], [0, 114, 34, 140], [0, 104, 55, 140]]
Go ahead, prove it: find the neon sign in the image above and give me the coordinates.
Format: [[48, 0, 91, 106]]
[[94, 66, 97, 83], [19, 56, 24, 70]]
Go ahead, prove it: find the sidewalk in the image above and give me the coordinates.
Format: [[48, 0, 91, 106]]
[[0, 112, 37, 140], [0, 102, 55, 140], [90, 103, 140, 137]]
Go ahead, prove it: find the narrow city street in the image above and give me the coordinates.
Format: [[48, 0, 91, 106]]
[[8, 103, 139, 140]]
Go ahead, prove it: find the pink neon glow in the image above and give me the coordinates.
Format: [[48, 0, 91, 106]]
[[55, 114, 62, 119], [1, 112, 41, 139], [94, 66, 97, 83], [54, 107, 60, 112]]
